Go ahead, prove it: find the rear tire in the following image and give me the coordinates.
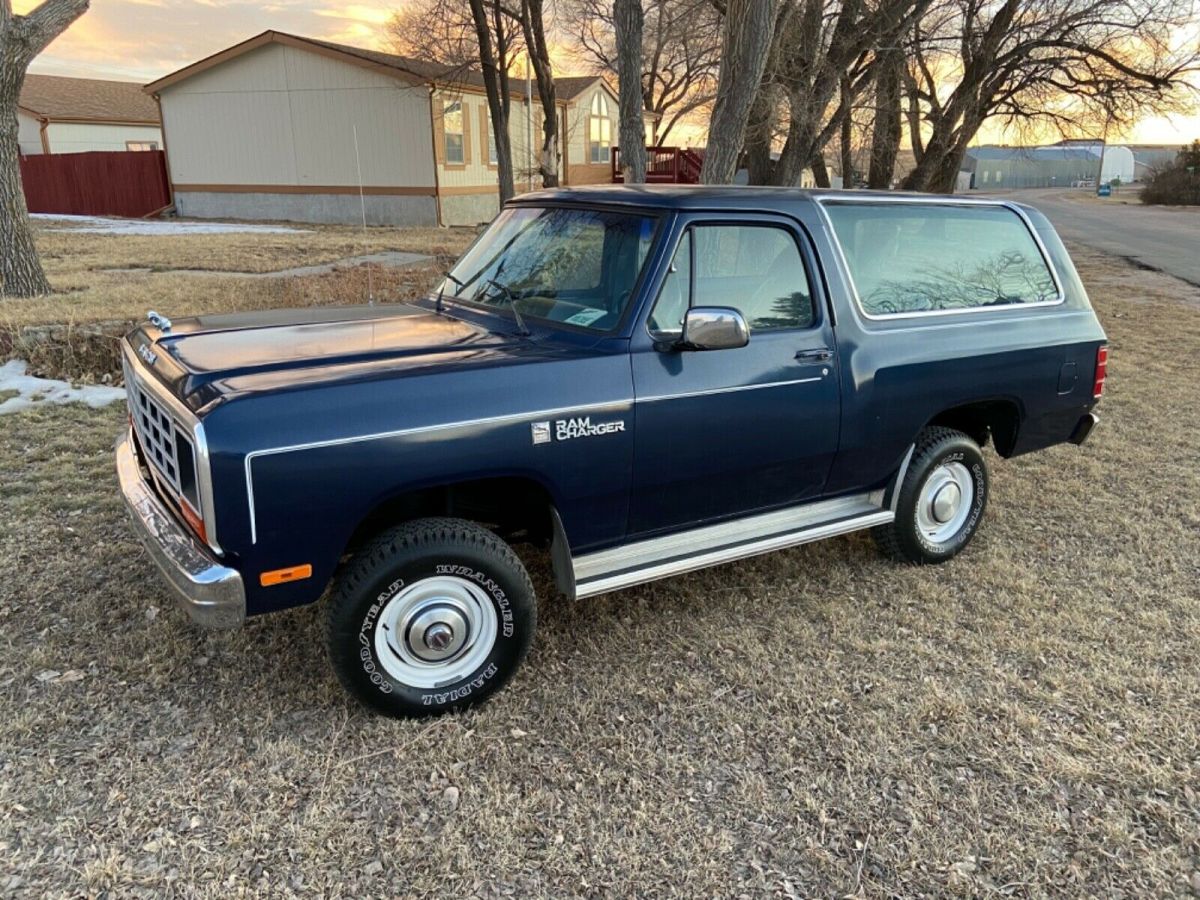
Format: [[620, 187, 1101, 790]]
[[874, 427, 989, 564], [326, 517, 536, 718]]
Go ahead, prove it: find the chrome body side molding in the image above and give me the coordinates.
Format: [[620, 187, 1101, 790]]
[[571, 492, 893, 599]]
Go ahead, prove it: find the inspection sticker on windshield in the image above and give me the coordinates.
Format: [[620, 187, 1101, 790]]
[[564, 309, 607, 327], [531, 417, 625, 444]]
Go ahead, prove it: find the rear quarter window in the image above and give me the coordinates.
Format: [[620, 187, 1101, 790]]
[[822, 202, 1060, 317]]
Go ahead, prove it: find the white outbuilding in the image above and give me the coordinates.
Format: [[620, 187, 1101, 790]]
[[146, 31, 655, 227]]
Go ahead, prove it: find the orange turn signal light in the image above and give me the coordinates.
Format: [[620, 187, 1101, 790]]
[[179, 502, 207, 544], [260, 564, 313, 587]]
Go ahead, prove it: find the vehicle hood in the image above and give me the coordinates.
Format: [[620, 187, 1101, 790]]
[[127, 304, 549, 411]]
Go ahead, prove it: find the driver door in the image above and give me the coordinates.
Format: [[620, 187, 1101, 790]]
[[628, 215, 841, 536]]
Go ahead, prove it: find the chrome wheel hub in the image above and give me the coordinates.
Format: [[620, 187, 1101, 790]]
[[374, 576, 498, 688], [916, 461, 974, 543]]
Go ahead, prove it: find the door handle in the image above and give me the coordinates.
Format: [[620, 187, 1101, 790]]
[[795, 348, 833, 363]]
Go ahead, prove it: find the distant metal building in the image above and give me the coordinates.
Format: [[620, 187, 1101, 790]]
[[963, 142, 1135, 190]]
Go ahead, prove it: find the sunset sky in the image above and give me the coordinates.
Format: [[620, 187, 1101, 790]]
[[17, 0, 1200, 146]]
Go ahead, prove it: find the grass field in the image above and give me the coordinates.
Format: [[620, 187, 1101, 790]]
[[0, 219, 476, 386], [0, 232, 1198, 896]]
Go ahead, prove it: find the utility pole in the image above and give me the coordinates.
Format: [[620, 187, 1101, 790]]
[[525, 56, 533, 193], [1093, 80, 1114, 193]]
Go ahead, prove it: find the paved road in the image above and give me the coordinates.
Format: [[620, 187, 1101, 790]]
[[1010, 188, 1200, 287]]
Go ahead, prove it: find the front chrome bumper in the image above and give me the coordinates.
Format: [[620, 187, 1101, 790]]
[[116, 429, 245, 629]]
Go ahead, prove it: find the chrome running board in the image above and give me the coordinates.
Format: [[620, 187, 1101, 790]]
[[572, 492, 893, 599]]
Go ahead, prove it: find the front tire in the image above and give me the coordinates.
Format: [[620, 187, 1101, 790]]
[[326, 518, 536, 718], [874, 427, 989, 564]]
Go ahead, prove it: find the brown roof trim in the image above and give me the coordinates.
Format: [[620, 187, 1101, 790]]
[[145, 30, 529, 98], [172, 183, 437, 196], [146, 31, 427, 93], [41, 115, 160, 126]]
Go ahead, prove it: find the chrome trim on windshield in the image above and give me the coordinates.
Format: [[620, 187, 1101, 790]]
[[813, 195, 1066, 322]]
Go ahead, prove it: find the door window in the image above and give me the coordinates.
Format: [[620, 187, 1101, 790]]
[[648, 224, 815, 336]]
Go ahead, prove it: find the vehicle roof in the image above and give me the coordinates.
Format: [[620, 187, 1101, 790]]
[[509, 184, 1010, 210]]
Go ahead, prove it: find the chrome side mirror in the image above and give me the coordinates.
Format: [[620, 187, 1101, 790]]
[[678, 307, 749, 351]]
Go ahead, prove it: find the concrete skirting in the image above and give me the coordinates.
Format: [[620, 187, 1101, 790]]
[[174, 191, 438, 227], [441, 192, 500, 227]]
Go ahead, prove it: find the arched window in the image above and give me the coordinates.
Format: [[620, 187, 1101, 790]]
[[589, 92, 611, 164]]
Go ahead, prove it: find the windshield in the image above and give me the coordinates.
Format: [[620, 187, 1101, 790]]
[[441, 206, 658, 333]]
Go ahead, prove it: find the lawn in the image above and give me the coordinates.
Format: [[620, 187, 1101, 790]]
[[0, 231, 1198, 896], [0, 218, 476, 385]]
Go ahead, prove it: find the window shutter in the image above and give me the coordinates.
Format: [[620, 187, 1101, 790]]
[[433, 98, 445, 166], [463, 102, 473, 165], [479, 106, 489, 163]]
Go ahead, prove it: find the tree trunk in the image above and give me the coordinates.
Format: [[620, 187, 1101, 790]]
[[520, 0, 559, 187], [1, 0, 91, 298], [839, 77, 853, 188], [468, 0, 515, 201], [0, 73, 49, 296], [902, 100, 980, 193], [742, 84, 777, 184], [614, 0, 646, 182], [811, 152, 830, 188], [867, 47, 902, 189], [700, 0, 777, 184]]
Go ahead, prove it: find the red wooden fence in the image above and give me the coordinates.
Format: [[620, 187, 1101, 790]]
[[20, 149, 171, 218]]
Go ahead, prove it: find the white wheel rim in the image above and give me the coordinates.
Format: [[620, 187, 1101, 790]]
[[915, 461, 974, 543], [373, 576, 498, 689]]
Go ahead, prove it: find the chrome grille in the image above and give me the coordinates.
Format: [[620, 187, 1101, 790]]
[[124, 358, 200, 513]]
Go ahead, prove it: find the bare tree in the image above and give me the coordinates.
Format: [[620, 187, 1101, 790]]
[[1, 0, 89, 297], [615, 0, 647, 181], [466, 0, 518, 200], [391, 0, 559, 190], [701, 0, 779, 183], [867, 44, 903, 187], [388, 0, 492, 68], [564, 0, 722, 143], [518, 0, 560, 187], [746, 0, 932, 187], [902, 0, 1200, 193]]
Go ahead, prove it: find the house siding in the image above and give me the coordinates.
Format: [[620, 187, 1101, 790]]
[[159, 43, 438, 225], [431, 87, 548, 225], [42, 122, 162, 153], [562, 83, 617, 186], [17, 111, 42, 155]]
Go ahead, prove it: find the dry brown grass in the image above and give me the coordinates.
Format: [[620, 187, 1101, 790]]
[[0, 219, 474, 331], [0, 219, 475, 383], [0, 244, 1198, 897]]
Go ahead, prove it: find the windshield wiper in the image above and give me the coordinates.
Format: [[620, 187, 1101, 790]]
[[436, 272, 465, 315], [479, 278, 530, 336]]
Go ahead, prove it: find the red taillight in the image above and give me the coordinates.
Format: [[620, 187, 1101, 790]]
[[1093, 344, 1108, 399]]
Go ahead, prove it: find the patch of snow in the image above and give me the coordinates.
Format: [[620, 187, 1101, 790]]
[[31, 214, 308, 236], [0, 360, 126, 415]]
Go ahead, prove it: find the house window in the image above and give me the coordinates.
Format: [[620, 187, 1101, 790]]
[[444, 99, 464, 165], [589, 93, 611, 164], [487, 113, 497, 165], [126, 141, 158, 151]]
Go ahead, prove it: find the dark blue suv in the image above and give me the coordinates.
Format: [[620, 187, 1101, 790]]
[[116, 186, 1107, 717]]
